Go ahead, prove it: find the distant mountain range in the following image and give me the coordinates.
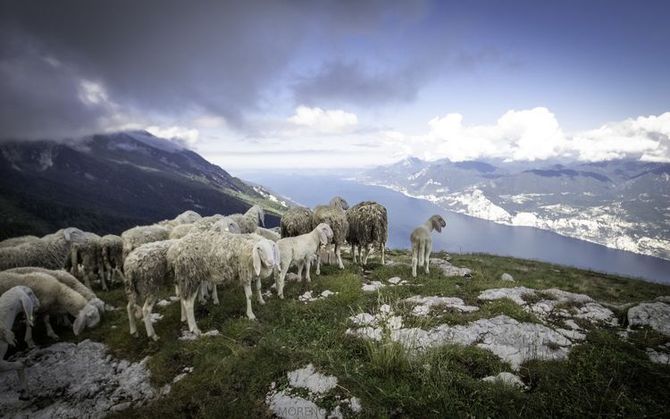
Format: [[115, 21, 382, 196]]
[[361, 157, 670, 260], [0, 131, 286, 239]]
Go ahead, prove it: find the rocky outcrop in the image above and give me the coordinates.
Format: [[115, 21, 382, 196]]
[[627, 301, 670, 336]]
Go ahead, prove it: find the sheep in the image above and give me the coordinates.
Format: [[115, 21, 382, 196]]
[[0, 271, 101, 346], [172, 210, 202, 225], [410, 214, 446, 277], [312, 196, 349, 273], [254, 227, 281, 242], [168, 231, 279, 334], [100, 234, 124, 287], [0, 286, 39, 398], [280, 206, 313, 238], [64, 232, 103, 290], [346, 201, 388, 266], [0, 235, 39, 249], [229, 205, 265, 233], [0, 227, 87, 271], [275, 224, 333, 298], [5, 267, 105, 315], [169, 223, 194, 240], [123, 240, 177, 340], [121, 224, 170, 259]]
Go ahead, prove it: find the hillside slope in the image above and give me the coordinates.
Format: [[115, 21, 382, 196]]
[[0, 131, 284, 238]]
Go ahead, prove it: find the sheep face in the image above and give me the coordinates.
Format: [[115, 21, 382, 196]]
[[431, 215, 447, 232], [330, 197, 349, 210], [316, 223, 333, 245], [90, 297, 106, 314], [73, 304, 101, 336], [252, 239, 279, 276]]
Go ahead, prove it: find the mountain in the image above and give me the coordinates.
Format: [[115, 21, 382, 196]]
[[361, 157, 670, 260], [0, 131, 286, 239]]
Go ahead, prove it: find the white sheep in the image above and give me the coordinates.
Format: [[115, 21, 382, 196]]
[[169, 223, 194, 240], [0, 271, 101, 346], [229, 205, 265, 233], [100, 234, 124, 288], [121, 224, 170, 259], [0, 227, 87, 271], [0, 235, 39, 249], [0, 286, 39, 398], [64, 232, 103, 290], [275, 223, 333, 299], [5, 267, 105, 315], [312, 197, 349, 273], [168, 231, 279, 334], [410, 214, 446, 277], [254, 226, 281, 242], [123, 240, 177, 340]]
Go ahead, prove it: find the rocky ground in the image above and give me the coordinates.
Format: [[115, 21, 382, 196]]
[[1, 250, 669, 418]]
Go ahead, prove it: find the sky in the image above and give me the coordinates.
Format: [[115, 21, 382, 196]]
[[1, 0, 670, 171]]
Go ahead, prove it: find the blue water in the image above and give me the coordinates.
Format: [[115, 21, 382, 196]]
[[245, 173, 670, 284]]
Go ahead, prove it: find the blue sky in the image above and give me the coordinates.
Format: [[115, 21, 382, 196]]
[[2, 0, 669, 169]]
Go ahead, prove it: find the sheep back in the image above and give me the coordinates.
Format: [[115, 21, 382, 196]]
[[123, 240, 176, 303], [121, 225, 170, 256], [312, 206, 349, 246], [280, 206, 313, 237], [346, 201, 388, 247]]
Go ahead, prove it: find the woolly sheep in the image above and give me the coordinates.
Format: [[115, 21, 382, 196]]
[[123, 240, 177, 340], [121, 224, 170, 258], [169, 223, 194, 240], [157, 210, 202, 230], [5, 267, 105, 315], [254, 227, 281, 242], [168, 231, 279, 334], [229, 205, 265, 233], [0, 286, 39, 398], [410, 214, 446, 277], [100, 234, 124, 287], [64, 232, 103, 290], [0, 236, 39, 249], [0, 271, 100, 345], [312, 197, 349, 273], [346, 201, 388, 266], [280, 206, 313, 238], [0, 227, 87, 271], [275, 223, 333, 298]]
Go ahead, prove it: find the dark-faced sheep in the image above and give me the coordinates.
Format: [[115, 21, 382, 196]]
[[346, 201, 388, 266], [410, 214, 446, 277]]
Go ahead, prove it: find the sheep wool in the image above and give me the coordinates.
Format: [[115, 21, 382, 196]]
[[254, 227, 281, 242], [346, 201, 388, 265], [280, 206, 313, 238], [312, 197, 349, 271], [121, 224, 170, 258], [229, 205, 265, 233], [0, 227, 87, 271]]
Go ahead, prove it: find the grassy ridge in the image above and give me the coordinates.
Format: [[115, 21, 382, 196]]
[[62, 251, 670, 418]]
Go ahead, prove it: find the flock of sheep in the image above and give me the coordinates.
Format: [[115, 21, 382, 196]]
[[0, 196, 445, 398]]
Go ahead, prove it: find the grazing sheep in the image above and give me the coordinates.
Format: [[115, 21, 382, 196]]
[[121, 224, 170, 258], [280, 206, 313, 238], [312, 197, 349, 273], [0, 271, 101, 346], [64, 232, 103, 290], [0, 286, 39, 398], [168, 232, 279, 334], [255, 227, 281, 242], [275, 224, 333, 298], [410, 215, 446, 278], [173, 210, 202, 225], [0, 227, 87, 271], [5, 267, 105, 315], [169, 223, 194, 240], [0, 236, 39, 249], [123, 240, 177, 340], [100, 234, 124, 287], [229, 205, 265, 233], [346, 201, 388, 266]]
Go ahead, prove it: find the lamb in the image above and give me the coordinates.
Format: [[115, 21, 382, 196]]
[[312, 196, 349, 273], [346, 201, 388, 266], [275, 224, 333, 298], [121, 224, 170, 258], [0, 227, 87, 271], [64, 232, 103, 290], [123, 240, 177, 340], [0, 286, 39, 397], [168, 231, 279, 334], [0, 271, 101, 346], [254, 227, 281, 242], [280, 206, 313, 238], [100, 234, 124, 287], [410, 214, 446, 277], [229, 205, 265, 233], [5, 267, 105, 315]]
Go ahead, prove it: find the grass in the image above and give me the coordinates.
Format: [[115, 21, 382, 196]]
[[53, 250, 670, 418]]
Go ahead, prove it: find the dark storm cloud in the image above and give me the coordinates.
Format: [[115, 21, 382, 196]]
[[0, 0, 428, 139]]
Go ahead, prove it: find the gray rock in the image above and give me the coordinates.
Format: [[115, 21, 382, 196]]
[[501, 273, 514, 282], [628, 301, 670, 336], [430, 258, 472, 277], [482, 372, 526, 389]]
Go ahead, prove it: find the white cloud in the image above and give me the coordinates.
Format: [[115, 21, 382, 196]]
[[146, 125, 199, 146], [288, 106, 358, 133], [193, 115, 226, 129], [78, 80, 111, 106]]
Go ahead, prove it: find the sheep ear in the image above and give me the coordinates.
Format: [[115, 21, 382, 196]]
[[20, 293, 35, 326], [73, 312, 85, 336], [252, 245, 262, 276], [318, 229, 328, 245]]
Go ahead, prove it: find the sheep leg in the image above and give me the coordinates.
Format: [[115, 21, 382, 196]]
[[363, 245, 370, 265], [276, 265, 287, 299], [127, 301, 138, 337], [315, 251, 321, 276], [411, 243, 418, 278], [381, 244, 386, 265], [305, 257, 312, 283], [335, 244, 344, 269], [100, 268, 108, 291], [24, 323, 35, 348], [244, 282, 256, 321], [142, 297, 159, 341], [424, 241, 432, 274], [44, 315, 60, 340], [255, 276, 265, 305], [198, 281, 208, 305], [176, 284, 187, 323], [211, 283, 220, 305], [297, 261, 304, 282], [352, 244, 357, 263], [183, 292, 201, 335]]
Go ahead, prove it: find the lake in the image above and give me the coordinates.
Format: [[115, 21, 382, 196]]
[[245, 173, 670, 284]]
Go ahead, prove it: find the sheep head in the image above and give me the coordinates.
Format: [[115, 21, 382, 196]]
[[430, 215, 447, 232], [330, 196, 349, 210], [90, 297, 106, 314], [73, 303, 101, 336], [315, 223, 333, 246], [248, 205, 265, 227], [252, 239, 278, 276]]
